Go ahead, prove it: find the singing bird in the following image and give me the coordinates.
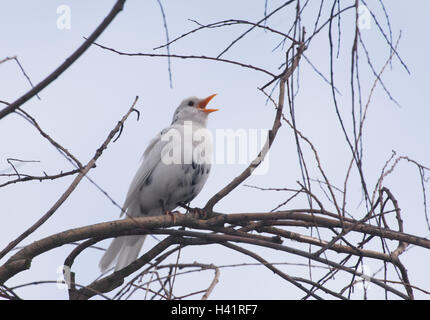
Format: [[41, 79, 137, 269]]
[[99, 94, 218, 272]]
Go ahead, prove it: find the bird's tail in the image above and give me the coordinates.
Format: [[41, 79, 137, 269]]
[[99, 235, 146, 273]]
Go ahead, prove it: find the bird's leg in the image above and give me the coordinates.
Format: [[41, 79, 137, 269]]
[[178, 202, 192, 212], [159, 199, 167, 214]]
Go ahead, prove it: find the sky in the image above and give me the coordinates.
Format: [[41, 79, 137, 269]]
[[0, 0, 429, 299]]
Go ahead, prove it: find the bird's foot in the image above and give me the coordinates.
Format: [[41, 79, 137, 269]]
[[163, 210, 181, 223], [177, 203, 207, 219], [187, 207, 207, 219]]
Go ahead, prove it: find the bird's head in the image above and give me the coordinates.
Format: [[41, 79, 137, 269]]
[[171, 94, 218, 125]]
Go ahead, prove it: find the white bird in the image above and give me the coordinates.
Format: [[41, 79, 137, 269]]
[[99, 94, 218, 272]]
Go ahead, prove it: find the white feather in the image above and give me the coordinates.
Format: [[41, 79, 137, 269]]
[[99, 95, 216, 273]]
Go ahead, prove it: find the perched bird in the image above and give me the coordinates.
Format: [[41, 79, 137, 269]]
[[99, 94, 218, 272]]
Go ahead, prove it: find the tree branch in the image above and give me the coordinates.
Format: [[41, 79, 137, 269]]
[[0, 0, 126, 120], [0, 96, 139, 261]]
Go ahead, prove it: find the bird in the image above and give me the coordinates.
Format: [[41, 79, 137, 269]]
[[99, 94, 219, 273]]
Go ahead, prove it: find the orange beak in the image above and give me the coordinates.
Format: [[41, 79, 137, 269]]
[[198, 94, 219, 114]]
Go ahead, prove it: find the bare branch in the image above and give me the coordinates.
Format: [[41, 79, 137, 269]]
[[0, 96, 139, 261], [0, 0, 126, 120]]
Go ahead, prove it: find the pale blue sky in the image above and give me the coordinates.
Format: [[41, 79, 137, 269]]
[[0, 0, 429, 299]]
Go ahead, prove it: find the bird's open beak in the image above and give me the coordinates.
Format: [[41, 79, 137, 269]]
[[198, 94, 219, 114]]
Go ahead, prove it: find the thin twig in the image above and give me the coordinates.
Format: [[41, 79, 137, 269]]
[[0, 0, 127, 120], [0, 96, 139, 261]]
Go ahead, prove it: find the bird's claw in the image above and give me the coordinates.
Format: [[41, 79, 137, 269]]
[[163, 210, 181, 223], [187, 207, 207, 219]]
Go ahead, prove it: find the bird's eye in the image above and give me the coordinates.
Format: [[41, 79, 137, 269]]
[[187, 101, 195, 107]]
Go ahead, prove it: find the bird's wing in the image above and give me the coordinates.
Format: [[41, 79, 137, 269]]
[[121, 128, 173, 216]]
